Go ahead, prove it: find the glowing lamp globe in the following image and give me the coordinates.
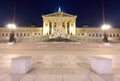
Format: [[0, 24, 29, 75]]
[[101, 24, 111, 30], [7, 24, 16, 30]]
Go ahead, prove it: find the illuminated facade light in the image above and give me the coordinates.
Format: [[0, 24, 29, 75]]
[[7, 23, 16, 30], [101, 24, 111, 30]]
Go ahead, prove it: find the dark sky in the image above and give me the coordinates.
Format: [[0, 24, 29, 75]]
[[0, 0, 120, 27]]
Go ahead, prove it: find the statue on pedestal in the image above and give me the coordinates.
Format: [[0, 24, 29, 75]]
[[103, 33, 109, 43], [9, 31, 16, 43]]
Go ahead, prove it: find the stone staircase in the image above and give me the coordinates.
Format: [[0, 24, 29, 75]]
[[0, 35, 119, 43], [16, 35, 49, 43], [70, 35, 103, 43]]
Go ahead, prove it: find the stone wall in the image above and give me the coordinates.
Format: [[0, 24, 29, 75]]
[[0, 27, 120, 38], [0, 27, 43, 38], [76, 27, 120, 38]]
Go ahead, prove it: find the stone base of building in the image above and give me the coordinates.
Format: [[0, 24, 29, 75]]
[[0, 35, 120, 43]]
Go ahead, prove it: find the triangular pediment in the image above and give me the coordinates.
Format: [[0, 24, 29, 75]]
[[43, 12, 76, 17]]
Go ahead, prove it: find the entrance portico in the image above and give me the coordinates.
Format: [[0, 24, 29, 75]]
[[42, 7, 77, 37]]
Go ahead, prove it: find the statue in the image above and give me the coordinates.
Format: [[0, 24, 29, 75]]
[[9, 31, 16, 43], [103, 33, 109, 43]]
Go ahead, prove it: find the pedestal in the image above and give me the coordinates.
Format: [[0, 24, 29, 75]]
[[91, 57, 112, 74], [11, 56, 32, 74]]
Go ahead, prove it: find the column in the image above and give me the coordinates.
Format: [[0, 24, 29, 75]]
[[69, 20, 76, 35], [44, 21, 49, 35], [73, 21, 76, 35], [43, 20, 46, 35], [70, 21, 72, 35], [65, 21, 68, 34], [47, 21, 50, 35], [52, 21, 54, 34]]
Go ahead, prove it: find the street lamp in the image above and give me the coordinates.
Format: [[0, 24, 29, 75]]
[[101, 24, 111, 43], [7, 23, 16, 43], [7, 24, 16, 30]]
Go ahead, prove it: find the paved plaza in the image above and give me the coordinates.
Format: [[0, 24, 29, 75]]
[[0, 43, 120, 81]]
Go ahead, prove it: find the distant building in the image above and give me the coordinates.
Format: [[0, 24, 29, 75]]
[[42, 7, 76, 36], [0, 7, 120, 42]]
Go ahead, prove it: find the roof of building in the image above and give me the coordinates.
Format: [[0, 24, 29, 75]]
[[42, 7, 76, 17]]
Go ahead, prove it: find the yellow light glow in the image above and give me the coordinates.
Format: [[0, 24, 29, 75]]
[[7, 23, 16, 30], [70, 26, 73, 31], [46, 27, 49, 32], [101, 24, 111, 30]]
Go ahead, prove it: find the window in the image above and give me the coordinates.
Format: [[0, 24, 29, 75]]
[[110, 34, 112, 37], [6, 33, 8, 36], [82, 34, 84, 35], [113, 34, 115, 37], [96, 33, 98, 37], [20, 33, 22, 36], [17, 33, 19, 36], [117, 34, 119, 37], [24, 33, 26, 36], [27, 33, 30, 36], [89, 34, 91, 37], [2, 33, 4, 36]]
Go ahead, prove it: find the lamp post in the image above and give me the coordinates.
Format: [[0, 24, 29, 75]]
[[101, 24, 111, 43], [33, 28, 35, 42], [101, 0, 112, 43], [7, 23, 16, 43]]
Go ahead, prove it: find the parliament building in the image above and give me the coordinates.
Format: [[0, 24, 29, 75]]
[[0, 8, 120, 42]]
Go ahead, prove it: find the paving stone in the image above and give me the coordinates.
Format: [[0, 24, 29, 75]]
[[0, 74, 8, 81], [88, 75, 105, 81], [20, 74, 36, 81], [0, 45, 120, 81], [35, 75, 50, 81]]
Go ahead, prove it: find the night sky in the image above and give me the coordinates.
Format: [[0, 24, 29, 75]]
[[0, 0, 120, 27]]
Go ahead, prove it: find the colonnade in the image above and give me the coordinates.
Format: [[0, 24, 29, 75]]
[[43, 19, 76, 36]]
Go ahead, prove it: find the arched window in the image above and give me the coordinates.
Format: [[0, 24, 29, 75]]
[[100, 34, 102, 37], [92, 34, 94, 37]]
